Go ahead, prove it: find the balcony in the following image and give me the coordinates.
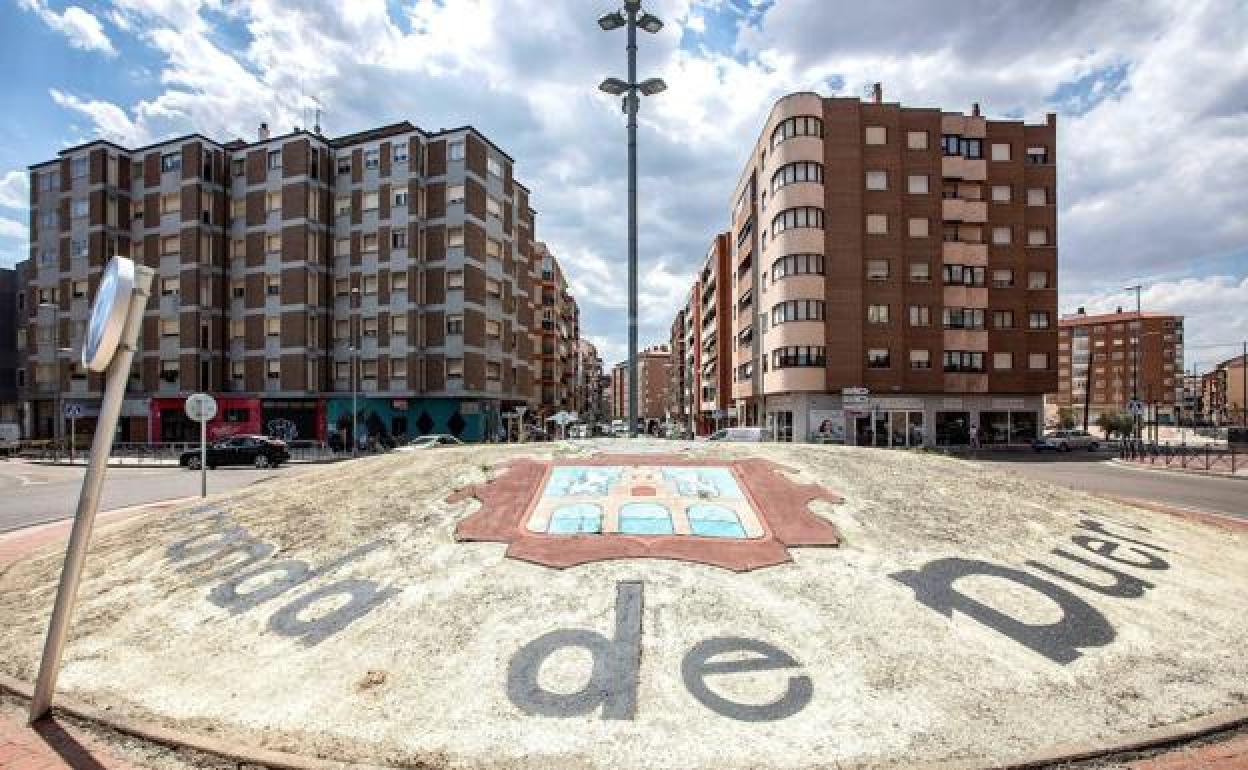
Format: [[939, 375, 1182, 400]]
[[942, 198, 987, 223], [941, 241, 988, 265], [941, 156, 986, 181]]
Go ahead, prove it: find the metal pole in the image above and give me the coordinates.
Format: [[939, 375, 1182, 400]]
[[352, 344, 358, 457], [1128, 285, 1142, 439], [69, 415, 75, 464], [199, 417, 207, 498], [1242, 341, 1246, 428], [625, 6, 639, 438], [30, 265, 153, 723]]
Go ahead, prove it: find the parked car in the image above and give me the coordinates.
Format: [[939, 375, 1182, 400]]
[[707, 427, 767, 442], [180, 435, 290, 469], [1033, 429, 1100, 452], [395, 434, 464, 451]]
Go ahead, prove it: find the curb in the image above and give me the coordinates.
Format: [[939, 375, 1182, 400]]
[[1109, 457, 1248, 482], [1093, 494, 1248, 532], [0, 498, 192, 560], [1, 672, 1245, 770]]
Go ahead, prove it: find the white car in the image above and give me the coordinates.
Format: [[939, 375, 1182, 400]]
[[396, 434, 465, 451], [1033, 429, 1100, 452]]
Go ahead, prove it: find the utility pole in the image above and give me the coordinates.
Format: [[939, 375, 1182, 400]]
[[1125, 285, 1143, 440]]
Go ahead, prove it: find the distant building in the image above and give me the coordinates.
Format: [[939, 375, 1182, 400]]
[[610, 344, 671, 432], [1055, 308, 1184, 425], [0, 266, 17, 426], [1203, 353, 1247, 426]]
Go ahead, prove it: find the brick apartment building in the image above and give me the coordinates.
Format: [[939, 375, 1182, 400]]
[[610, 344, 671, 432], [535, 241, 580, 418], [574, 339, 606, 426], [1203, 353, 1247, 426], [16, 119, 579, 445], [667, 233, 734, 436], [667, 307, 688, 432], [677, 87, 1058, 446], [0, 266, 18, 425], [1054, 308, 1185, 425]]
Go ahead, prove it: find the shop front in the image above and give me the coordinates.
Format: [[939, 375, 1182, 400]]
[[261, 399, 324, 443], [150, 396, 261, 443], [324, 397, 489, 449]]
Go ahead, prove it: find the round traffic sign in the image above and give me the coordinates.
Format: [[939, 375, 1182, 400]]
[[63, 404, 84, 419], [82, 257, 136, 373], [185, 393, 219, 423]]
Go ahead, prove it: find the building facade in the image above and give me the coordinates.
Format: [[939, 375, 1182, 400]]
[[709, 88, 1057, 446], [609, 344, 671, 432], [1054, 309, 1184, 425], [0, 267, 18, 425], [17, 120, 578, 444], [1203, 353, 1246, 426], [694, 233, 734, 435], [574, 338, 605, 427]]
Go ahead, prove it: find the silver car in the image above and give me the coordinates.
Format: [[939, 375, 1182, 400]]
[[1033, 429, 1100, 452]]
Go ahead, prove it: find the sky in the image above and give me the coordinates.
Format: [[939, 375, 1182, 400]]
[[1, 0, 1246, 372]]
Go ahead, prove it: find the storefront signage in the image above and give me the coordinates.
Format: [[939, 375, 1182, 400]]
[[991, 398, 1026, 409]]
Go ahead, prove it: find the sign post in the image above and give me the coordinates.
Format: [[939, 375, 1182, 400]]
[[29, 257, 153, 723], [516, 406, 528, 443], [185, 393, 218, 498], [63, 403, 83, 464]]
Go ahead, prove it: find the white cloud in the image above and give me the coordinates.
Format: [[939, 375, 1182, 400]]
[[0, 172, 30, 211], [0, 217, 28, 239], [18, 0, 116, 55]]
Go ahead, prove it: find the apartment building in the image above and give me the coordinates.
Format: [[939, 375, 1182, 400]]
[[0, 267, 17, 424], [610, 344, 671, 432], [667, 307, 687, 431], [1054, 308, 1184, 424], [693, 233, 734, 435], [1203, 353, 1246, 426], [18, 119, 572, 444], [534, 242, 580, 418], [713, 87, 1057, 446], [574, 339, 605, 425]]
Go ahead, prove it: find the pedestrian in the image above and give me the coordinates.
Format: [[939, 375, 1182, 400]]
[[969, 423, 980, 450]]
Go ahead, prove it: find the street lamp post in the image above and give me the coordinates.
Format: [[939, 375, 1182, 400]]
[[598, 1, 665, 438], [350, 286, 360, 457], [1124, 285, 1143, 441]]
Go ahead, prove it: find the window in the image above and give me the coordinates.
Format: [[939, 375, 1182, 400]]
[[993, 352, 1013, 370], [394, 144, 409, 163], [363, 233, 378, 253], [771, 346, 826, 368], [446, 184, 465, 205], [43, 210, 58, 228], [337, 156, 351, 175], [335, 238, 350, 257], [908, 217, 929, 238], [1027, 187, 1048, 206], [866, 214, 888, 234], [942, 264, 985, 286], [867, 348, 890, 368], [363, 275, 378, 294], [333, 277, 349, 297], [486, 319, 501, 339], [161, 192, 180, 215], [1026, 146, 1049, 165], [865, 170, 888, 190], [363, 191, 379, 211], [160, 318, 179, 337], [866, 259, 889, 280], [864, 125, 886, 145], [392, 229, 408, 249], [266, 233, 281, 254], [910, 349, 931, 370], [907, 174, 928, 194], [991, 185, 1011, 202], [909, 305, 930, 327], [1027, 228, 1049, 246], [943, 351, 984, 372], [771, 206, 824, 236], [770, 115, 823, 149], [990, 311, 1013, 331], [487, 156, 503, 177], [392, 357, 408, 379], [266, 317, 280, 336], [159, 277, 178, 296], [265, 149, 280, 170], [1028, 271, 1050, 289], [392, 314, 408, 334], [990, 143, 1011, 161], [266, 274, 280, 295], [447, 358, 464, 380], [309, 148, 319, 179], [394, 190, 408, 208], [1029, 353, 1050, 370], [770, 162, 823, 193], [447, 314, 464, 335], [161, 152, 181, 173], [447, 269, 464, 289], [960, 137, 982, 158], [266, 191, 281, 213], [486, 196, 502, 219], [943, 307, 985, 329], [991, 268, 1014, 288], [334, 319, 349, 340], [336, 196, 351, 217], [362, 317, 378, 336], [867, 304, 890, 324], [267, 360, 281, 379], [486, 238, 502, 260], [161, 359, 179, 383], [992, 226, 1011, 245], [160, 235, 180, 255], [71, 198, 88, 218], [770, 299, 825, 324], [906, 130, 928, 150], [231, 279, 245, 298], [770, 253, 823, 279], [486, 278, 502, 298], [364, 149, 379, 170], [230, 319, 244, 339], [1029, 311, 1050, 329], [448, 227, 464, 247], [909, 262, 930, 282]]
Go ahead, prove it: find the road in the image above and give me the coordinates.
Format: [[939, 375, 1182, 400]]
[[973, 452, 1247, 518], [0, 459, 315, 534]]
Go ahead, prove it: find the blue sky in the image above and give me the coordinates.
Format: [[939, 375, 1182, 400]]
[[2, 0, 1246, 371]]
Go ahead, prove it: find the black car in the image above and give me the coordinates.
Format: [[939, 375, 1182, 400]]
[[180, 434, 290, 469]]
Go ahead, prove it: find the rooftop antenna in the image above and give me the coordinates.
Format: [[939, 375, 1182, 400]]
[[309, 95, 324, 136]]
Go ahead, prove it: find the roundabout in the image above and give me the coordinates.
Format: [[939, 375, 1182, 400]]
[[0, 440, 1245, 769]]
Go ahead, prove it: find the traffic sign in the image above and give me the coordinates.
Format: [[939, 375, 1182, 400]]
[[185, 393, 219, 423], [842, 387, 869, 396], [82, 257, 136, 373], [63, 403, 84, 419], [1127, 400, 1145, 416]]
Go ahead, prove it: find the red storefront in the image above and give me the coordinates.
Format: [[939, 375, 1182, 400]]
[[149, 397, 262, 443]]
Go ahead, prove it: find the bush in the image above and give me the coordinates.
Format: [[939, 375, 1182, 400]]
[[1095, 412, 1135, 440]]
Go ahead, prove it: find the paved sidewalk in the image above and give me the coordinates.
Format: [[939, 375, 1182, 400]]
[[0, 706, 140, 770], [1126, 732, 1248, 769]]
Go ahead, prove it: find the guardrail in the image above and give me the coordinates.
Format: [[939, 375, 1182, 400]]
[[1119, 440, 1240, 474]]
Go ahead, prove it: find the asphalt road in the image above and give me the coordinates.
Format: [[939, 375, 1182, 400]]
[[972, 452, 1247, 518], [0, 459, 314, 534]]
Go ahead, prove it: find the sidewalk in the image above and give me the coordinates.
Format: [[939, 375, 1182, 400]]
[[0, 701, 141, 770]]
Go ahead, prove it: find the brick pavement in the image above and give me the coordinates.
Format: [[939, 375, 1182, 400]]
[[0, 706, 139, 770]]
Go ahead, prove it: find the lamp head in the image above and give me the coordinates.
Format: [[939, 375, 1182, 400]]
[[599, 77, 629, 96], [597, 10, 625, 30], [638, 12, 663, 33], [639, 77, 667, 96]]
